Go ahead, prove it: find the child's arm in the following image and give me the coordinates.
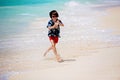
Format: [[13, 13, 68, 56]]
[[48, 23, 59, 30], [47, 20, 64, 30], [57, 20, 64, 27]]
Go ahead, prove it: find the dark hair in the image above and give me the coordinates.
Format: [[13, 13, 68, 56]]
[[49, 10, 59, 18]]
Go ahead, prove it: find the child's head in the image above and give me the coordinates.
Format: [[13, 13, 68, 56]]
[[49, 10, 59, 18]]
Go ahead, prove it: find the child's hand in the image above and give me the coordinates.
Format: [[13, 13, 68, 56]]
[[54, 21, 59, 28], [56, 20, 60, 23], [55, 22, 59, 26], [56, 19, 64, 26]]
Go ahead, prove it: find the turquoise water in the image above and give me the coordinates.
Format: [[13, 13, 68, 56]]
[[0, 0, 97, 6]]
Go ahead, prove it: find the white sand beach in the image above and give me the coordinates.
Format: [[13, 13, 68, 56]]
[[0, 5, 120, 80], [10, 47, 120, 80]]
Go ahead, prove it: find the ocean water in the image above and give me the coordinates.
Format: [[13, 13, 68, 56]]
[[0, 0, 120, 52]]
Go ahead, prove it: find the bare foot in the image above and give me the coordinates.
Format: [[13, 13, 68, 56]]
[[56, 56, 64, 62], [58, 59, 64, 62]]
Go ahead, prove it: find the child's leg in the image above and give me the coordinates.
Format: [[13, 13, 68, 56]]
[[43, 40, 57, 57], [44, 36, 57, 56], [50, 40, 63, 62], [43, 46, 52, 56]]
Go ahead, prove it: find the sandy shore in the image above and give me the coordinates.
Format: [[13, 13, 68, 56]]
[[0, 6, 120, 80], [10, 47, 120, 80]]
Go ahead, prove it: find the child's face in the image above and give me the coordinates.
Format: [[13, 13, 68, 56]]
[[52, 15, 58, 21]]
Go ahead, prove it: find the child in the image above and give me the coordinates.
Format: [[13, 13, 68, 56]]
[[44, 10, 64, 62]]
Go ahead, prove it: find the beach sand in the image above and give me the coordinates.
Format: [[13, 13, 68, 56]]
[[0, 6, 120, 80], [10, 47, 120, 80]]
